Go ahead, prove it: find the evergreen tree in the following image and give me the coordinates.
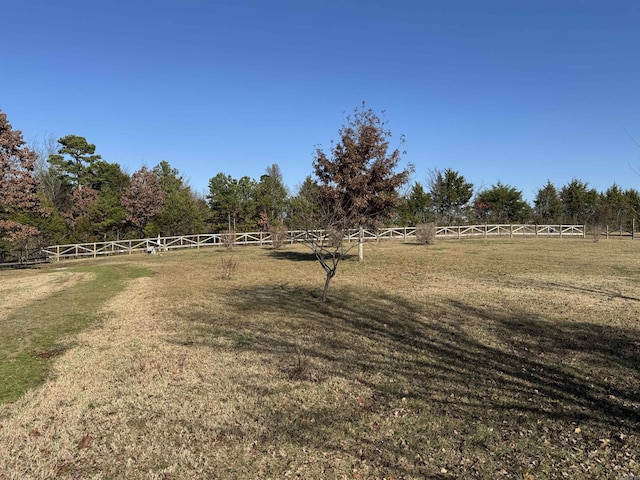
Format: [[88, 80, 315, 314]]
[[48, 135, 102, 188], [474, 182, 530, 223], [559, 179, 599, 224], [533, 181, 562, 224], [153, 161, 205, 236], [396, 182, 432, 225], [207, 173, 258, 231], [429, 168, 473, 223]]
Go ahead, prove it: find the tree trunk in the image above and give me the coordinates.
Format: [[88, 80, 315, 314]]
[[322, 269, 335, 302]]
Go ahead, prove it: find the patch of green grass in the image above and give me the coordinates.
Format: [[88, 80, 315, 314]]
[[0, 264, 152, 404], [612, 265, 640, 285]]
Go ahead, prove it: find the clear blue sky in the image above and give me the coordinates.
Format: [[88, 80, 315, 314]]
[[2, 0, 639, 202]]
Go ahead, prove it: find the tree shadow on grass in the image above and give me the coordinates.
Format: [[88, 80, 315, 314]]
[[268, 249, 360, 263], [268, 250, 317, 262], [534, 280, 640, 302], [187, 283, 640, 476], [228, 284, 638, 419]]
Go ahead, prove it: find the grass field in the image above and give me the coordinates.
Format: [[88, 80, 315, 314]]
[[0, 238, 639, 479]]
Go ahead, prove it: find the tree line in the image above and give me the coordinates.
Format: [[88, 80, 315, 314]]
[[1, 108, 638, 262]]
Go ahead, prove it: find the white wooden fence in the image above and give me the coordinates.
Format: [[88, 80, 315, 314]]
[[39, 224, 596, 261]]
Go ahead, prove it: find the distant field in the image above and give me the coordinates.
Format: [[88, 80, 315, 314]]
[[0, 238, 639, 479]]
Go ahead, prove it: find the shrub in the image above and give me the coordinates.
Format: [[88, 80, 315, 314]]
[[270, 224, 288, 249], [416, 222, 437, 245], [220, 256, 237, 280], [288, 345, 312, 381], [221, 229, 235, 250]]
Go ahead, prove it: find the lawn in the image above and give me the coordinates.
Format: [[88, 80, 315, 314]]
[[0, 238, 639, 479]]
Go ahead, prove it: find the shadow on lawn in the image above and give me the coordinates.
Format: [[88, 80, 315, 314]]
[[225, 284, 640, 428], [186, 283, 640, 477], [268, 249, 360, 263], [267, 250, 317, 262], [537, 280, 640, 302]]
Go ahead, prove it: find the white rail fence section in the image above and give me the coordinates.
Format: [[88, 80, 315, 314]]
[[39, 224, 603, 261]]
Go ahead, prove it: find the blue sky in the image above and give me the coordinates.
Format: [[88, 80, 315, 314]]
[[2, 0, 639, 202]]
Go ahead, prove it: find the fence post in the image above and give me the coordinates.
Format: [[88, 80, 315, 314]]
[[358, 227, 364, 262], [94, 243, 97, 258], [56, 245, 60, 262]]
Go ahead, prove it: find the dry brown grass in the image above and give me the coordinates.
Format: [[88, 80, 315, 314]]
[[0, 269, 89, 322], [0, 238, 639, 479]]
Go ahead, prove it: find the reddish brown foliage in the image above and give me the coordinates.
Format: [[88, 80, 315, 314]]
[[0, 111, 42, 242], [121, 166, 166, 229], [313, 104, 411, 229], [64, 187, 98, 228]]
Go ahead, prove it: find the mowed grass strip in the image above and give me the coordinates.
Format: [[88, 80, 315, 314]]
[[0, 263, 152, 403]]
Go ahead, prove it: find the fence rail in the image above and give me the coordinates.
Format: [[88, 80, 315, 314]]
[[37, 224, 606, 262]]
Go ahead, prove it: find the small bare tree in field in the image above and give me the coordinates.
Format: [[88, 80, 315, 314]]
[[416, 222, 437, 245], [270, 224, 287, 249], [309, 103, 412, 301], [307, 224, 358, 301], [220, 256, 237, 280], [221, 229, 235, 250]]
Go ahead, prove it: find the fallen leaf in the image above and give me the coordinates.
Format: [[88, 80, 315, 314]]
[[77, 434, 93, 449]]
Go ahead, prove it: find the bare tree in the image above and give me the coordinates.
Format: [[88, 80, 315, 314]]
[[30, 132, 67, 207]]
